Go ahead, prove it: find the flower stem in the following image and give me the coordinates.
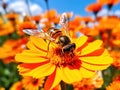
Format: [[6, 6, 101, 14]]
[[25, 0, 32, 16], [44, 0, 50, 21], [60, 81, 67, 90], [45, 0, 50, 11]]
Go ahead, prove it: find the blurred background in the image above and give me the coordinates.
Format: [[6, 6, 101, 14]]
[[0, 0, 120, 90]]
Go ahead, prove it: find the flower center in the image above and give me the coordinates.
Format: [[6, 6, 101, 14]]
[[32, 79, 39, 85], [49, 47, 82, 69]]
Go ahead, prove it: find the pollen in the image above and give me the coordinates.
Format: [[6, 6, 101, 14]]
[[49, 47, 82, 69]]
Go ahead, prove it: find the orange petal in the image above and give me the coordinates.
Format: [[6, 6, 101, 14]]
[[44, 69, 56, 90], [50, 68, 62, 89], [19, 60, 50, 70]]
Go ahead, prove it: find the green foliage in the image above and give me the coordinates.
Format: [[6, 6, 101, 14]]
[[0, 60, 21, 89], [0, 31, 20, 46], [100, 66, 120, 90], [0, 35, 9, 46]]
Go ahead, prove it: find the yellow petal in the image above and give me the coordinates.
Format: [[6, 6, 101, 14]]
[[80, 67, 95, 78], [74, 35, 88, 49], [61, 67, 82, 84], [15, 53, 47, 63], [21, 63, 55, 78], [81, 40, 103, 55], [80, 50, 113, 65], [27, 41, 47, 52], [82, 62, 111, 70], [28, 36, 48, 50], [22, 50, 46, 57]]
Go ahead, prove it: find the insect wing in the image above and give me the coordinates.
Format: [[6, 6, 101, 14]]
[[59, 13, 70, 37], [23, 29, 55, 41], [23, 29, 45, 38]]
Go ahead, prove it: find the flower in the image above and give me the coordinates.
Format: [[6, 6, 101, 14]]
[[5, 11, 19, 21], [5, 11, 19, 25], [43, 9, 60, 24], [15, 35, 113, 90], [18, 21, 37, 36], [22, 76, 45, 90], [10, 81, 23, 90], [97, 0, 119, 10], [0, 22, 15, 36], [106, 81, 120, 90], [31, 15, 41, 24], [0, 38, 28, 63], [98, 0, 119, 5], [73, 71, 103, 90], [110, 50, 120, 69], [86, 3, 102, 15], [96, 16, 119, 31], [106, 75, 120, 90]]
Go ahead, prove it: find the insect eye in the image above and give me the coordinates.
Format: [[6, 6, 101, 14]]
[[58, 35, 71, 46]]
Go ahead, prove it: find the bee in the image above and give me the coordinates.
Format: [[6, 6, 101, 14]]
[[23, 13, 76, 53]]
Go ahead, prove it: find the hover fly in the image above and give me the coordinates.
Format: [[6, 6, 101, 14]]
[[23, 13, 76, 53]]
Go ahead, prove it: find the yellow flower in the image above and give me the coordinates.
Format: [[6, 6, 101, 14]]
[[15, 35, 113, 90]]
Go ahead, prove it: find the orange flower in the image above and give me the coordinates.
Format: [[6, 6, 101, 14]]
[[110, 50, 120, 69], [73, 79, 95, 90], [18, 21, 37, 36], [22, 76, 45, 90], [68, 16, 84, 38], [43, 9, 60, 24], [15, 35, 113, 90], [5, 11, 19, 25], [73, 71, 103, 90], [10, 81, 23, 90], [5, 11, 19, 20], [0, 38, 28, 63], [82, 16, 94, 24], [79, 27, 99, 37], [68, 16, 82, 31], [112, 23, 120, 37], [106, 75, 120, 90], [86, 3, 102, 14], [0, 22, 15, 36], [98, 0, 119, 5], [31, 15, 41, 24], [96, 16, 119, 31], [106, 81, 120, 90]]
